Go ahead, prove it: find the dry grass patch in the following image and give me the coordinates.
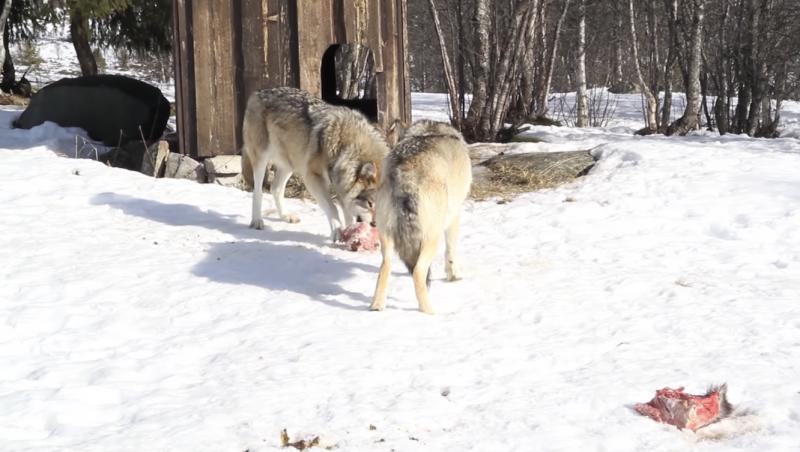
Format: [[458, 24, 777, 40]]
[[470, 150, 595, 201], [471, 163, 567, 201]]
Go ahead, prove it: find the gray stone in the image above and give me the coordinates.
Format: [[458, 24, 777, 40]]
[[204, 155, 241, 183], [165, 153, 207, 182], [140, 141, 170, 177], [211, 174, 246, 189]]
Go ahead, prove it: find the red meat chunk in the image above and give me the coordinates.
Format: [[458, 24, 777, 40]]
[[341, 222, 380, 252], [634, 385, 732, 431]]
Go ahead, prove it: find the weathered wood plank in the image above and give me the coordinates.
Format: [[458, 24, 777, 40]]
[[192, 0, 239, 157], [367, 0, 383, 72], [378, 0, 411, 140], [296, 0, 335, 96], [240, 0, 266, 97], [269, 0, 298, 87]]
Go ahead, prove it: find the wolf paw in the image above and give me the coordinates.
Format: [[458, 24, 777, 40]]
[[368, 302, 385, 311], [330, 227, 344, 243], [249, 218, 265, 230], [419, 306, 435, 315], [446, 263, 462, 282], [282, 213, 301, 224]]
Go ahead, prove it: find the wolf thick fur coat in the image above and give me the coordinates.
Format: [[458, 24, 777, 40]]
[[241, 87, 389, 240], [370, 120, 472, 314]]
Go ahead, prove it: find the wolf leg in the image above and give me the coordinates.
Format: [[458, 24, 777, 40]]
[[445, 212, 462, 281], [340, 201, 356, 228], [370, 234, 394, 311], [249, 153, 270, 229], [413, 235, 441, 314], [303, 172, 344, 241], [271, 165, 300, 223]]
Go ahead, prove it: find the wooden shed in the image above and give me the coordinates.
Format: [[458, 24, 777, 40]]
[[172, 0, 411, 158]]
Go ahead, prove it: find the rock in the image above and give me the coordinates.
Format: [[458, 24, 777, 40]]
[[165, 153, 207, 182], [13, 74, 170, 146], [204, 155, 241, 181], [204, 155, 245, 188], [141, 141, 170, 177], [211, 174, 246, 189]]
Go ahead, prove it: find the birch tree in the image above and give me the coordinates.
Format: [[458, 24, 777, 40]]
[[575, 0, 588, 127], [537, 0, 571, 117], [667, 0, 705, 135], [628, 0, 659, 132], [426, 0, 462, 130]]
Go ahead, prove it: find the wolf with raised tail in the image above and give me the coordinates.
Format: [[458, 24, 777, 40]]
[[370, 120, 472, 314], [241, 87, 389, 241]]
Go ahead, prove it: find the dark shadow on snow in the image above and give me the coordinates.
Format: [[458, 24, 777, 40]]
[[91, 192, 325, 245], [193, 240, 374, 310], [91, 192, 376, 310]]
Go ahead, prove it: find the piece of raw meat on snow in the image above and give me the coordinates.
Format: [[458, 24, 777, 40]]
[[634, 384, 733, 431]]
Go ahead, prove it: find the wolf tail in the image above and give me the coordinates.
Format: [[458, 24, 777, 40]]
[[391, 183, 432, 288]]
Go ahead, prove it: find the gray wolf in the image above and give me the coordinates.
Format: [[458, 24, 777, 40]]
[[369, 120, 472, 314], [241, 87, 389, 241]]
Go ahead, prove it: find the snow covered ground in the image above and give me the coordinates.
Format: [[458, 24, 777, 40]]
[[2, 91, 800, 452]]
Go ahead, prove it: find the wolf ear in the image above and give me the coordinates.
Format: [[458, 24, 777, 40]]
[[359, 162, 378, 184]]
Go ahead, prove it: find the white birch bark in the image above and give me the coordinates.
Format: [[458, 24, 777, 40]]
[[575, 0, 589, 127]]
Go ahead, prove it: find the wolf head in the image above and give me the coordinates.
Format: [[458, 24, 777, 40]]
[[323, 109, 389, 226], [344, 159, 380, 225]]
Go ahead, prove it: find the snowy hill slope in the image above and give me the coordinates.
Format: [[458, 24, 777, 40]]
[[2, 95, 800, 451]]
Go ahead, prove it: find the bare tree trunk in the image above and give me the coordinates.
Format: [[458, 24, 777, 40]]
[[0, 0, 12, 88], [700, 65, 714, 130], [575, 0, 589, 127], [335, 44, 371, 99], [612, 11, 625, 90], [485, 2, 538, 137], [745, 0, 762, 136], [713, 0, 730, 134], [668, 0, 705, 135], [467, 0, 492, 137], [427, 0, 462, 130], [464, 0, 539, 142], [1, 26, 13, 92], [69, 8, 98, 76], [628, 0, 658, 132], [659, 0, 678, 133], [536, 0, 571, 117], [455, 0, 466, 119]]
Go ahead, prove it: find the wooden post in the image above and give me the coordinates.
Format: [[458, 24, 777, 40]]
[[173, 0, 196, 156]]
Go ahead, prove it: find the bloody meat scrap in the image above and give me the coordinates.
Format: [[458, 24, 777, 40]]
[[635, 384, 733, 431], [341, 222, 380, 252]]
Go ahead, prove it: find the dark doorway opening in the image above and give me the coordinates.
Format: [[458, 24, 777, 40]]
[[320, 43, 378, 122]]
